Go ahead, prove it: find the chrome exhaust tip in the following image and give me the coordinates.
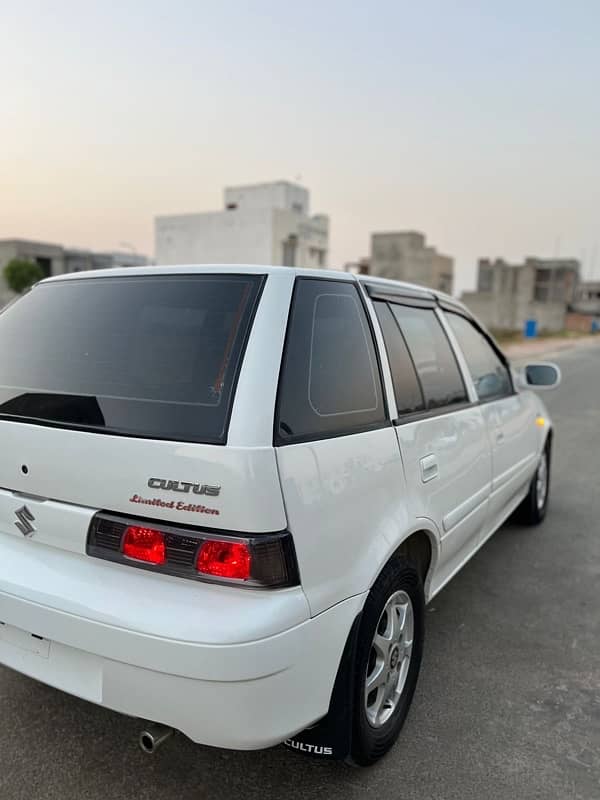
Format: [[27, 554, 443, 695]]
[[139, 723, 174, 754]]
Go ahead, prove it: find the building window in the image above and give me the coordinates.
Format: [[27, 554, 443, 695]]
[[478, 266, 494, 292], [438, 274, 452, 293], [308, 246, 325, 266], [534, 268, 553, 303], [282, 235, 298, 267], [550, 270, 567, 302], [35, 257, 52, 278]]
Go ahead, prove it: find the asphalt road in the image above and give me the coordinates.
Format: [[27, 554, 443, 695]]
[[1, 343, 599, 800]]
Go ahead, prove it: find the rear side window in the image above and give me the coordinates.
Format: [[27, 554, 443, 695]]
[[390, 305, 468, 410], [373, 301, 425, 416], [445, 312, 513, 401], [276, 279, 386, 443], [0, 274, 263, 443]]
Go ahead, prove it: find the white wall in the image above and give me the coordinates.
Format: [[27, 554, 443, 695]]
[[271, 209, 328, 267], [224, 182, 309, 215], [155, 208, 273, 265], [155, 181, 329, 268]]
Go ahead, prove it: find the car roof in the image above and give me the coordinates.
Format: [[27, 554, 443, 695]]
[[39, 263, 472, 315], [40, 264, 355, 283]]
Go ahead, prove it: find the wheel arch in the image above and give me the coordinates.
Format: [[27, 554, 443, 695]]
[[387, 527, 439, 603], [366, 524, 440, 606], [285, 526, 438, 761]]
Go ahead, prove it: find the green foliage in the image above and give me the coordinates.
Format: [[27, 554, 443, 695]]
[[3, 258, 45, 294]]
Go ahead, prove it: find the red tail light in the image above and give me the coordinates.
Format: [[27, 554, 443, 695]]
[[122, 526, 166, 564], [88, 513, 299, 588], [196, 540, 251, 580]]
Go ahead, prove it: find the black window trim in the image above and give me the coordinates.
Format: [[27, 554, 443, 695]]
[[393, 399, 475, 427], [441, 307, 517, 403], [0, 272, 267, 446], [273, 275, 392, 447], [364, 283, 437, 309]]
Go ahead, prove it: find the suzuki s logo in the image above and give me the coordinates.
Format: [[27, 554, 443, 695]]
[[15, 505, 35, 537]]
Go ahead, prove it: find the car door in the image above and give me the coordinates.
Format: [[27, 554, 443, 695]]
[[371, 296, 492, 594], [274, 277, 409, 616], [444, 311, 539, 539]]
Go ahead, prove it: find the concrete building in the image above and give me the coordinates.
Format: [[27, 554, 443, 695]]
[[0, 239, 150, 307], [461, 257, 580, 333], [571, 280, 600, 315], [344, 258, 370, 275], [566, 280, 600, 333], [155, 181, 329, 269], [370, 231, 454, 294]]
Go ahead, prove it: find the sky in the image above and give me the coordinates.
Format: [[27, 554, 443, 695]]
[[1, 0, 599, 294]]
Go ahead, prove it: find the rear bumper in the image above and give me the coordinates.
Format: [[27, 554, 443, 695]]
[[0, 588, 365, 749]]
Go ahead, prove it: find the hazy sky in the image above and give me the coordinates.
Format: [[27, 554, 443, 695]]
[[2, 1, 599, 293]]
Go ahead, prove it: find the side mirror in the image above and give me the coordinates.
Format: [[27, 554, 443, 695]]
[[517, 362, 562, 390]]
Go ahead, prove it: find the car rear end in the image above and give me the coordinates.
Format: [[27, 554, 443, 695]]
[[0, 267, 360, 749]]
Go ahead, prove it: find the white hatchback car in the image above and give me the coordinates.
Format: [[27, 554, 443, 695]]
[[0, 266, 559, 765]]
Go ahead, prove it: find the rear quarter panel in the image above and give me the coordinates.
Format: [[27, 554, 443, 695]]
[[276, 426, 434, 616]]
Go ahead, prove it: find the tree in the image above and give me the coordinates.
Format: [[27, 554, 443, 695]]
[[3, 258, 44, 294]]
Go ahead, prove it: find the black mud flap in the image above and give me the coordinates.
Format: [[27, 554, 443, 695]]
[[283, 613, 361, 761]]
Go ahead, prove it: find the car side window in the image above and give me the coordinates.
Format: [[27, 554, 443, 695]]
[[276, 279, 386, 443], [389, 304, 468, 410], [445, 312, 513, 402], [373, 301, 425, 416]]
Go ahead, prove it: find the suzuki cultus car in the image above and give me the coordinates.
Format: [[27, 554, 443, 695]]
[[0, 266, 560, 765]]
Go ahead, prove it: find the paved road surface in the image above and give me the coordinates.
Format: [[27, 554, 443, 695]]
[[1, 343, 599, 800]]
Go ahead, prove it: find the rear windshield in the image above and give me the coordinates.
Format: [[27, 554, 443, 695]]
[[0, 274, 264, 443]]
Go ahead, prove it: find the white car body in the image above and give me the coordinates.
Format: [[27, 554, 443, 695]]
[[0, 265, 553, 752]]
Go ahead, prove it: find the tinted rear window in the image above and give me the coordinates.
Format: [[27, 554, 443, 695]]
[[275, 278, 386, 443], [0, 274, 264, 443]]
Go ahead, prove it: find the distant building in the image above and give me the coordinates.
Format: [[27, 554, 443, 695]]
[[155, 181, 329, 269], [370, 231, 454, 294], [0, 239, 150, 307], [461, 257, 579, 333], [571, 280, 600, 315], [566, 279, 600, 333], [344, 257, 370, 275]]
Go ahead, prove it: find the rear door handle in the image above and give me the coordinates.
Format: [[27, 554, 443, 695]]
[[496, 430, 505, 444], [420, 454, 439, 483]]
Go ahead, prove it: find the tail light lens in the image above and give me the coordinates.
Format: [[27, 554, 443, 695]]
[[122, 526, 166, 564], [87, 512, 299, 589], [196, 540, 251, 580]]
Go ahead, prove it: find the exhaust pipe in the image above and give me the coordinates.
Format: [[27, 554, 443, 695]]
[[139, 723, 174, 754]]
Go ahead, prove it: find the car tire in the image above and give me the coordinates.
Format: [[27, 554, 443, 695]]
[[349, 557, 424, 766], [518, 440, 551, 525]]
